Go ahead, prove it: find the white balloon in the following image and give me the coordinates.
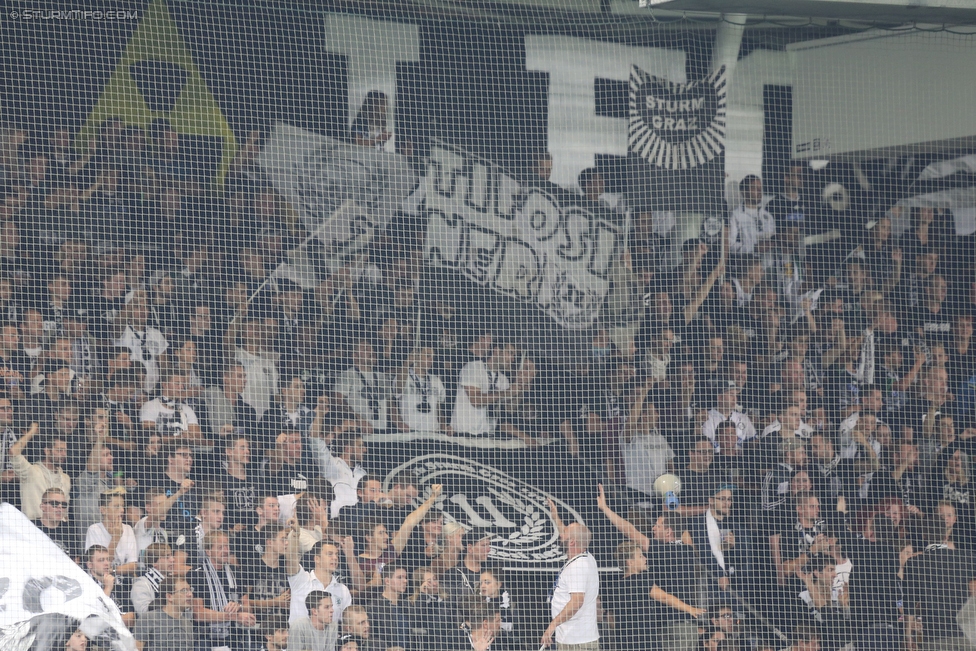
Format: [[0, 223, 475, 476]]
[[653, 473, 682, 496]]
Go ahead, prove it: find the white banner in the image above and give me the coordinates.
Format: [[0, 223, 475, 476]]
[[424, 142, 623, 329], [0, 504, 134, 651], [257, 123, 417, 271]]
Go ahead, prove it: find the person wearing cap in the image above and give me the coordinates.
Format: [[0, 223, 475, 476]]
[[688, 485, 750, 606], [701, 380, 756, 451], [443, 529, 494, 604]]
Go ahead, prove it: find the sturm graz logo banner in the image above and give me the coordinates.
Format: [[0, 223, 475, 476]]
[[628, 64, 727, 170], [383, 454, 586, 569]]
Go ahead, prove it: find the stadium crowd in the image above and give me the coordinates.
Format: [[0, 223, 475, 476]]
[[1, 100, 976, 651]]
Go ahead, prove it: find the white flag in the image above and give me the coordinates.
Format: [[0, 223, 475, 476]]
[[0, 504, 134, 651]]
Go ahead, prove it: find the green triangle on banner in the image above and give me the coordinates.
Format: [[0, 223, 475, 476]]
[[79, 0, 236, 187]]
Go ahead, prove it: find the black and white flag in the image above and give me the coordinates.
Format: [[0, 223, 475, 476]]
[[258, 123, 417, 275], [424, 142, 624, 330], [0, 505, 134, 651], [628, 64, 727, 170]]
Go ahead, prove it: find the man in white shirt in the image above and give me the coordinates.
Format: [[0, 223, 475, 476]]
[[335, 339, 391, 434], [309, 428, 368, 518], [701, 381, 757, 450], [729, 175, 775, 256], [541, 522, 599, 650], [85, 491, 139, 574], [140, 372, 205, 446], [285, 519, 352, 624], [451, 339, 535, 437], [234, 318, 280, 419], [115, 320, 168, 394], [397, 347, 449, 433]]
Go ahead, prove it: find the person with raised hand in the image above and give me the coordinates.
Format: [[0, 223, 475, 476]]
[[285, 516, 354, 625]]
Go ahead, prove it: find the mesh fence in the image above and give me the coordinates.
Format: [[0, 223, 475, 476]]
[[2, 3, 976, 651]]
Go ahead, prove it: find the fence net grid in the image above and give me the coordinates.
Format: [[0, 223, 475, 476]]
[[2, 4, 976, 651]]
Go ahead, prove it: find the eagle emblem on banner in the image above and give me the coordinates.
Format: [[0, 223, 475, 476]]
[[628, 64, 727, 170]]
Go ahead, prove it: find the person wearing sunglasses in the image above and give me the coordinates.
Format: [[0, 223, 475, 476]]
[[34, 487, 79, 561]]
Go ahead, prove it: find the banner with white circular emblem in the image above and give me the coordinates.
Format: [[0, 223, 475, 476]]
[[628, 64, 727, 170], [384, 453, 586, 568], [364, 440, 608, 571]]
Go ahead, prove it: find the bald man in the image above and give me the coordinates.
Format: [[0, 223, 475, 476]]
[[542, 514, 600, 651]]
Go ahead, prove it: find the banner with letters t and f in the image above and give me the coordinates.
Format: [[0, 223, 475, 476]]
[[424, 142, 624, 330]]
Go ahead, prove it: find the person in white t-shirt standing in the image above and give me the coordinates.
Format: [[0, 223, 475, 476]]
[[85, 490, 140, 577], [541, 520, 600, 650], [450, 339, 535, 439]]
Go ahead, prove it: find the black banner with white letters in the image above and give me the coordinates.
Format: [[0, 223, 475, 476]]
[[622, 66, 728, 213], [628, 64, 727, 170]]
